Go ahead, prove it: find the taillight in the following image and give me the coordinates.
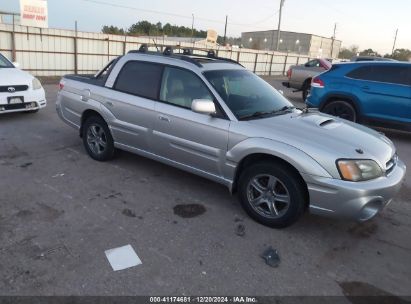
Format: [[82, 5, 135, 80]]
[[311, 77, 325, 88], [59, 82, 64, 90], [287, 68, 292, 79]]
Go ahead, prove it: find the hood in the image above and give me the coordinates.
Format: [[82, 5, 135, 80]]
[[248, 110, 395, 178], [0, 68, 34, 86]]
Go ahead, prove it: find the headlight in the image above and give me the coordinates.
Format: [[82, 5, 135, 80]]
[[337, 159, 383, 181], [32, 77, 42, 90]]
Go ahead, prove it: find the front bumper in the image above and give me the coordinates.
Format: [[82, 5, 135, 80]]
[[0, 87, 46, 114], [303, 158, 406, 221]]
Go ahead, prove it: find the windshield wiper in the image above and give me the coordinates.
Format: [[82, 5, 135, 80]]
[[238, 111, 273, 121], [270, 105, 296, 115], [238, 106, 296, 121]]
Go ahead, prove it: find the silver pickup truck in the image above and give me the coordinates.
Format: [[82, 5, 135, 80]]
[[56, 46, 405, 228], [282, 58, 331, 100]]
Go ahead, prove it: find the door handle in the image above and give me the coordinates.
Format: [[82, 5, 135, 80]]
[[158, 115, 170, 122]]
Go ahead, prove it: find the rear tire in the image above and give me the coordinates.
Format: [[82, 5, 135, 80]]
[[322, 100, 357, 122], [238, 161, 306, 228], [82, 115, 115, 161]]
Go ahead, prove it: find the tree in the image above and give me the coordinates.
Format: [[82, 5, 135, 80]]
[[384, 48, 411, 61], [102, 25, 125, 35], [338, 45, 359, 59], [359, 48, 380, 57]]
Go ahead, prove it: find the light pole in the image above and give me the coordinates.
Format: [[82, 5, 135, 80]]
[[191, 14, 194, 43], [275, 0, 285, 51]]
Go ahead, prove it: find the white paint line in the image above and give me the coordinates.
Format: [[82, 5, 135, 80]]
[[105, 244, 142, 271]]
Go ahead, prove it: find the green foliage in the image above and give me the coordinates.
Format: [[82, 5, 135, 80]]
[[102, 20, 207, 38], [359, 48, 380, 57], [101, 25, 125, 35], [101, 20, 241, 45], [384, 49, 411, 62], [338, 45, 359, 59]]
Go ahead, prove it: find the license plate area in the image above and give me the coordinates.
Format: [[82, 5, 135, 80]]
[[7, 96, 24, 104]]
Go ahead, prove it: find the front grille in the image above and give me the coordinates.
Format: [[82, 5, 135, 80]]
[[0, 85, 29, 93], [385, 154, 397, 175]]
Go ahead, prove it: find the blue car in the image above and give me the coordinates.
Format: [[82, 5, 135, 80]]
[[306, 61, 411, 131]]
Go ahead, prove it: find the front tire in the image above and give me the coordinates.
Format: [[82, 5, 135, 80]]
[[322, 100, 357, 122], [82, 115, 115, 161], [238, 161, 306, 228]]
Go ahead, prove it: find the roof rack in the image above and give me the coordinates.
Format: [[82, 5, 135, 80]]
[[128, 44, 243, 68]]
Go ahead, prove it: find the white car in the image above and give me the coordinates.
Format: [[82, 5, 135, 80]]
[[0, 53, 46, 114]]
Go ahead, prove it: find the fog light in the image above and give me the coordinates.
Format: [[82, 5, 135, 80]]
[[359, 199, 383, 221]]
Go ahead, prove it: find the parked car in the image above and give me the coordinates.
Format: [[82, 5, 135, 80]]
[[0, 52, 46, 114], [56, 46, 405, 228], [282, 58, 331, 100], [351, 56, 396, 62], [306, 61, 411, 131]]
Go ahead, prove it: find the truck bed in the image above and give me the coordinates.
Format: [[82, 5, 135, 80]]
[[64, 74, 106, 87]]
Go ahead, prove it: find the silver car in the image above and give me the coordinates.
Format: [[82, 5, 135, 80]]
[[56, 48, 406, 228]]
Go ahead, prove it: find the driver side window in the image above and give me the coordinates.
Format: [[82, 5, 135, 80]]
[[160, 67, 213, 109]]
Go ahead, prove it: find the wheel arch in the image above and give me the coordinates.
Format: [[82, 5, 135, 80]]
[[79, 109, 105, 137], [231, 153, 310, 209], [320, 94, 362, 118]]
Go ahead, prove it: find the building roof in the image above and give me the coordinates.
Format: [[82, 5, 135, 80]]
[[241, 29, 342, 43]]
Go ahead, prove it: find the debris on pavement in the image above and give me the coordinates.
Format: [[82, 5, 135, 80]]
[[52, 173, 65, 178], [20, 162, 33, 168], [122, 208, 136, 218], [261, 246, 280, 268], [235, 223, 246, 237], [173, 204, 206, 218], [105, 244, 142, 271]]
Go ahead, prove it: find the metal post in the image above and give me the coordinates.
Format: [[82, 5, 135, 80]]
[[11, 14, 16, 62], [275, 0, 285, 51], [253, 53, 258, 73], [123, 31, 127, 55], [237, 51, 240, 63], [74, 21, 78, 74], [107, 37, 110, 61], [391, 29, 398, 55], [191, 14, 194, 43], [223, 15, 228, 45], [269, 52, 274, 76], [282, 53, 288, 75]]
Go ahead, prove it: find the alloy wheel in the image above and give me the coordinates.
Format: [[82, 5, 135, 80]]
[[246, 174, 291, 219]]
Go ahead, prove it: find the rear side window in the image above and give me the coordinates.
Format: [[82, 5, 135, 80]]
[[347, 65, 411, 86], [114, 61, 163, 99]]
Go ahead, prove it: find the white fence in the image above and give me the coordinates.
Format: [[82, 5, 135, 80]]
[[0, 23, 316, 77]]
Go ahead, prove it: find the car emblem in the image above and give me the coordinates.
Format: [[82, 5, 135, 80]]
[[8, 87, 16, 92], [355, 148, 364, 154]]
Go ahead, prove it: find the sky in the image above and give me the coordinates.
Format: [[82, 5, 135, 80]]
[[2, 0, 410, 54]]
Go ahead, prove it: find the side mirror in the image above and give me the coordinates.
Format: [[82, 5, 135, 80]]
[[12, 62, 19, 68], [191, 99, 216, 115]]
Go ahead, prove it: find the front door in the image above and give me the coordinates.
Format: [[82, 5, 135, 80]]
[[152, 66, 230, 178]]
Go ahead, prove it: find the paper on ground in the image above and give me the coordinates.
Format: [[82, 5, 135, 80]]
[[105, 244, 142, 271]]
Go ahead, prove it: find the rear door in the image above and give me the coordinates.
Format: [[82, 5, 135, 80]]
[[104, 61, 163, 151], [348, 65, 411, 123], [152, 66, 230, 178]]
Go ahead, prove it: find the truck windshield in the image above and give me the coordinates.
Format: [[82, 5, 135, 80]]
[[0, 53, 14, 68], [204, 69, 293, 120]]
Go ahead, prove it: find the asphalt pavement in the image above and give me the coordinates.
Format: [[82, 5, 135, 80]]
[[0, 79, 410, 298]]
